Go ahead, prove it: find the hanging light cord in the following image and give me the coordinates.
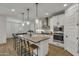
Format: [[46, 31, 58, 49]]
[[21, 12, 25, 22], [36, 3, 38, 18], [27, 8, 29, 21]]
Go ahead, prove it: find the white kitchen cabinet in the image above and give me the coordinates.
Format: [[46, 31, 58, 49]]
[[49, 35, 53, 43], [64, 4, 79, 56], [57, 14, 64, 26], [49, 13, 64, 43], [49, 14, 65, 31], [0, 16, 6, 44], [7, 22, 23, 38], [51, 16, 58, 26]]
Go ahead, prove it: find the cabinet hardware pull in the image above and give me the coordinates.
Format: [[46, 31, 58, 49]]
[[77, 37, 78, 40], [77, 24, 79, 26], [66, 35, 68, 38]]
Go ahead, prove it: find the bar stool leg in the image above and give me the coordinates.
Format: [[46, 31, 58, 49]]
[[37, 48, 38, 56]]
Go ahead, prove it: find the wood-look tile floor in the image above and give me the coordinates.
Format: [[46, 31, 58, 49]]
[[47, 44, 73, 56], [0, 39, 17, 56], [0, 39, 72, 56]]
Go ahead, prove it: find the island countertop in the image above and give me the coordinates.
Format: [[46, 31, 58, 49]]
[[30, 34, 49, 43], [18, 34, 50, 43]]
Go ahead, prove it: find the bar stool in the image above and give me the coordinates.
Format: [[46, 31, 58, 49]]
[[12, 34, 20, 50], [12, 34, 29, 56], [27, 41, 39, 56], [20, 39, 31, 56], [15, 37, 22, 55], [12, 34, 22, 55], [12, 34, 39, 56]]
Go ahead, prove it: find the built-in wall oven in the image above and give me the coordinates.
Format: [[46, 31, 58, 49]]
[[53, 26, 64, 43]]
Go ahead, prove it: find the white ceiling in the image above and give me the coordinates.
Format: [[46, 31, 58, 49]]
[[0, 3, 72, 20]]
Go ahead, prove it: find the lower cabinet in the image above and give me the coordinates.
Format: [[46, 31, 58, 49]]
[[49, 36, 53, 43]]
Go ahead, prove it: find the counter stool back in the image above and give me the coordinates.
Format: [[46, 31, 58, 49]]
[[27, 41, 39, 56]]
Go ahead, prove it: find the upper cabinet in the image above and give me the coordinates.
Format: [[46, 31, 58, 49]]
[[49, 14, 65, 31], [0, 16, 6, 44], [65, 4, 79, 26], [57, 14, 65, 26]]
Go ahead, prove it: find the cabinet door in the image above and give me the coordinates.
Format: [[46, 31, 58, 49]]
[[57, 14, 64, 26], [49, 36, 53, 43], [64, 25, 78, 55], [64, 4, 79, 55]]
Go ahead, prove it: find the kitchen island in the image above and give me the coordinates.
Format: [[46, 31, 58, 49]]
[[18, 34, 50, 56]]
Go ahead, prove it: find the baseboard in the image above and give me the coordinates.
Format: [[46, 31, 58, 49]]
[[7, 37, 14, 39], [64, 49, 79, 56], [0, 42, 7, 45], [49, 41, 64, 48], [0, 40, 7, 45], [0, 37, 13, 45]]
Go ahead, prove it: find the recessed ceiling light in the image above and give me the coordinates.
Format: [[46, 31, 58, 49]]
[[11, 9, 15, 12], [64, 4, 68, 7], [45, 13, 49, 15]]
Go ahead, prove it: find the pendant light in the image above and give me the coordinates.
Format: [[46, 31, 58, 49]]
[[21, 12, 25, 26], [27, 8, 30, 25], [35, 3, 39, 24]]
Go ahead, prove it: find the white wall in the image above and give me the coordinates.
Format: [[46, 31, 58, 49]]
[[0, 16, 6, 44]]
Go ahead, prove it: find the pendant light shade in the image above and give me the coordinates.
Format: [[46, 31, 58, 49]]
[[27, 21, 30, 25], [27, 8, 30, 25], [35, 18, 39, 24], [21, 12, 25, 26], [22, 23, 25, 26]]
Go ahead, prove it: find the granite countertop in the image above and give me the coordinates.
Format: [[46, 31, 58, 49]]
[[18, 34, 49, 43], [54, 31, 63, 34], [30, 34, 49, 43]]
